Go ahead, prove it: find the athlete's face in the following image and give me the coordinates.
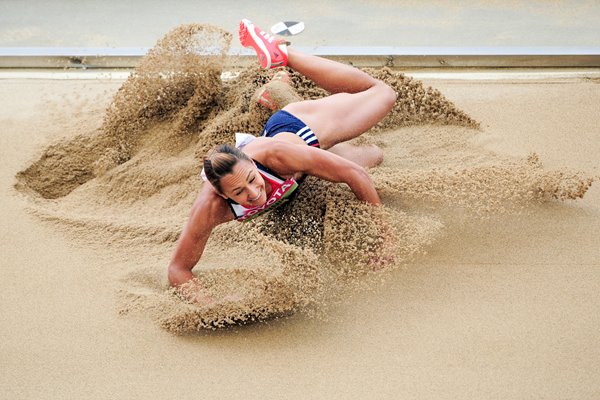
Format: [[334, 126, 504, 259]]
[[218, 160, 268, 207]]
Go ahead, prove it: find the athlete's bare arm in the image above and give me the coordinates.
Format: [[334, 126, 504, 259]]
[[256, 140, 381, 205], [168, 184, 233, 288]]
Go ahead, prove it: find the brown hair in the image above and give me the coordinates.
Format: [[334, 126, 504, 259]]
[[203, 144, 251, 193]]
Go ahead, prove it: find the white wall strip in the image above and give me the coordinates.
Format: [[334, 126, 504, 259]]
[[1, 69, 599, 81], [1, 46, 599, 68]]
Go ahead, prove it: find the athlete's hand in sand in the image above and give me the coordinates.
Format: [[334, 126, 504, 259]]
[[177, 279, 216, 307]]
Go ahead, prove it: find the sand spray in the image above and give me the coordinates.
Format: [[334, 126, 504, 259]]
[[15, 24, 594, 333]]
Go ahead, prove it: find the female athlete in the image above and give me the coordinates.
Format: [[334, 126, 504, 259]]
[[168, 19, 397, 293]]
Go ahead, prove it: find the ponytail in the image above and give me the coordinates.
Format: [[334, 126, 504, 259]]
[[203, 144, 251, 193]]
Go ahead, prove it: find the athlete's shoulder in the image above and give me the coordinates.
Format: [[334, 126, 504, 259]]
[[241, 136, 283, 161], [190, 184, 233, 226], [240, 136, 270, 154]]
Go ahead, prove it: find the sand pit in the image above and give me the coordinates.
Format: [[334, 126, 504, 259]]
[[0, 21, 600, 399], [12, 24, 595, 333]]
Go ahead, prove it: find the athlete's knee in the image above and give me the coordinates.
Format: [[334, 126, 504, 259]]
[[372, 145, 384, 167], [380, 81, 398, 112], [376, 81, 397, 113], [364, 144, 384, 169]]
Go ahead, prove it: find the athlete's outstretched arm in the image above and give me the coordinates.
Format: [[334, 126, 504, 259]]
[[168, 184, 233, 288], [264, 141, 381, 205]]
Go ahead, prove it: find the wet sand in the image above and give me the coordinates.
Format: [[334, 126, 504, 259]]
[[1, 63, 600, 400]]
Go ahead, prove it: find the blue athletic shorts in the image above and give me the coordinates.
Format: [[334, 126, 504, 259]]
[[262, 110, 320, 148]]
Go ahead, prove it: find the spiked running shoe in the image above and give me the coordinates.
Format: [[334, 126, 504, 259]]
[[256, 71, 291, 110], [256, 87, 276, 110], [239, 19, 288, 69]]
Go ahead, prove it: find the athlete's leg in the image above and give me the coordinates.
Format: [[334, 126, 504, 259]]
[[239, 19, 396, 151], [282, 48, 397, 149]]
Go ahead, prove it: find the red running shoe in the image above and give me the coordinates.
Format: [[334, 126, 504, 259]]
[[239, 19, 288, 69], [256, 87, 276, 110], [256, 71, 291, 110]]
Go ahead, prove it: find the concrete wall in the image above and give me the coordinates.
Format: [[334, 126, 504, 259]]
[[1, 0, 599, 48]]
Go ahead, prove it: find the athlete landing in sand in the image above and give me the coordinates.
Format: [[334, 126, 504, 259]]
[[168, 19, 397, 300]]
